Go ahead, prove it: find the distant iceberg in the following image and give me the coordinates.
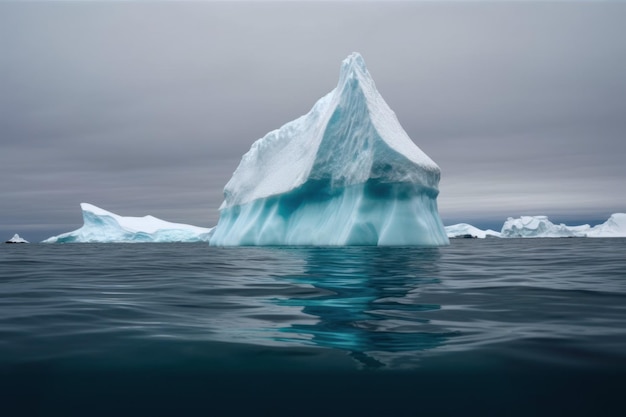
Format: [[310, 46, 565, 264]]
[[500, 216, 589, 238], [445, 224, 501, 239], [210, 53, 448, 246], [5, 234, 29, 244], [446, 213, 626, 239], [42, 203, 212, 243]]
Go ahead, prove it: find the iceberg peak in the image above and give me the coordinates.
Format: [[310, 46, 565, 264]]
[[80, 202, 114, 218], [210, 53, 448, 246], [338, 52, 370, 85], [342, 52, 367, 70]]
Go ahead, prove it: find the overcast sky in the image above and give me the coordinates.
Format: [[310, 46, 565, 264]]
[[1, 1, 625, 241]]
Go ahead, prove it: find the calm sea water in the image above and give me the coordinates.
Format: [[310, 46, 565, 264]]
[[1, 239, 625, 416]]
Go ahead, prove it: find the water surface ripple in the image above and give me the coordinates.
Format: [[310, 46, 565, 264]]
[[1, 239, 625, 371]]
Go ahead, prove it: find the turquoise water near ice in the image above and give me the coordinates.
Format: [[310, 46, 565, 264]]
[[1, 239, 625, 416]]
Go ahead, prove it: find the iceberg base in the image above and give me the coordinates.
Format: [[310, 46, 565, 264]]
[[210, 180, 449, 246]]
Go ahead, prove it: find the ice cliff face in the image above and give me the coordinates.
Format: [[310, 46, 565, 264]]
[[42, 203, 212, 243], [210, 53, 448, 246]]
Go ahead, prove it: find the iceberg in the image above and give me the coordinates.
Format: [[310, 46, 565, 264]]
[[500, 216, 589, 238], [445, 224, 501, 239], [210, 53, 448, 246], [5, 234, 29, 244], [42, 203, 212, 243], [445, 214, 626, 239], [500, 214, 626, 238]]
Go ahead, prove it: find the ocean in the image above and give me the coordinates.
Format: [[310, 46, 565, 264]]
[[1, 239, 625, 416]]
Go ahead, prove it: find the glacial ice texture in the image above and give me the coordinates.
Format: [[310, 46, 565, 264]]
[[43, 203, 212, 243], [210, 53, 448, 246]]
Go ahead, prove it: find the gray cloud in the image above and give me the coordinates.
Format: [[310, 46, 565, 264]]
[[1, 1, 625, 241]]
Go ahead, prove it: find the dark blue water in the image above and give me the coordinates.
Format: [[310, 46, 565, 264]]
[[1, 240, 625, 416]]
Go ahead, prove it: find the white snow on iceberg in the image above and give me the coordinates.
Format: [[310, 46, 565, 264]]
[[586, 213, 626, 238], [210, 53, 448, 246], [42, 203, 212, 243], [5, 234, 29, 243], [445, 224, 501, 239]]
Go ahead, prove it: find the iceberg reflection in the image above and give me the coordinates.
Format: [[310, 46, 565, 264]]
[[271, 247, 455, 369]]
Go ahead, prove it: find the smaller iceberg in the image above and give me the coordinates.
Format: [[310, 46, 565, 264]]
[[500, 216, 589, 238], [447, 213, 626, 239], [43, 203, 212, 243], [5, 234, 29, 244], [499, 214, 626, 238], [445, 224, 501, 239]]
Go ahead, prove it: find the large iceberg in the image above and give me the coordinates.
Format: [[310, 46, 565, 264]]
[[210, 53, 448, 246], [43, 203, 212, 243]]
